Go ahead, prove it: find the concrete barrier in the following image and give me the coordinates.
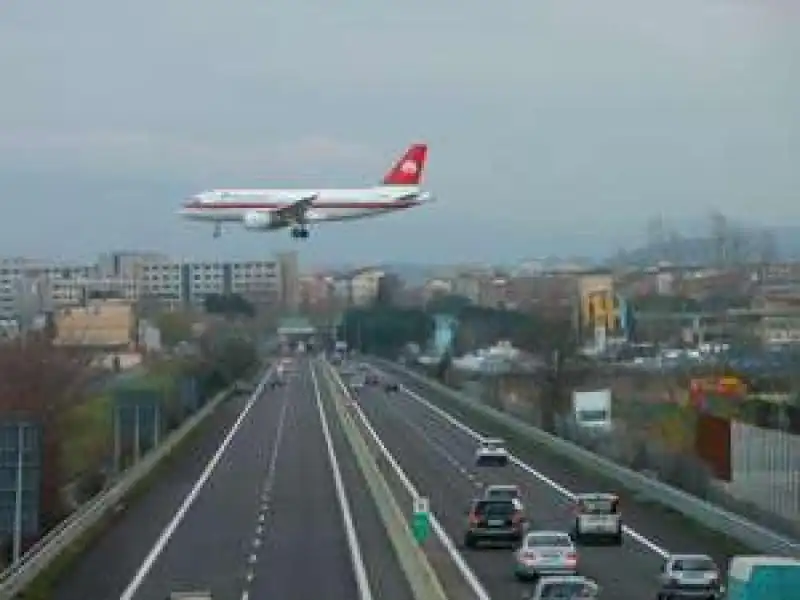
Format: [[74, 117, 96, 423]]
[[317, 361, 449, 600]]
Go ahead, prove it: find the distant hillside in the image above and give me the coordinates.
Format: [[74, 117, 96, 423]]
[[608, 226, 800, 267]]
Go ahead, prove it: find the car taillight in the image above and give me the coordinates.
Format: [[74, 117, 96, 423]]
[[566, 552, 577, 563], [468, 514, 480, 526], [519, 551, 537, 561], [512, 512, 523, 524]]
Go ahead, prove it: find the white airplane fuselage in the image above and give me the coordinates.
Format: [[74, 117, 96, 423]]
[[179, 185, 427, 228]]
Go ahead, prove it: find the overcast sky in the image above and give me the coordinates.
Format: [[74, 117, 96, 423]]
[[0, 0, 797, 265]]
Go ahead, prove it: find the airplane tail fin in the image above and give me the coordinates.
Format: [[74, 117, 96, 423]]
[[381, 143, 428, 186]]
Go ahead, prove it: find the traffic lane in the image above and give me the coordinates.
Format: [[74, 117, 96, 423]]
[[355, 383, 661, 599], [380, 362, 742, 563], [314, 364, 416, 600], [353, 384, 538, 599], [54, 372, 275, 600], [362, 384, 668, 595], [119, 371, 291, 600], [247, 361, 363, 600]]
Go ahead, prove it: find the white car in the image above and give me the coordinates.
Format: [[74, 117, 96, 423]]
[[514, 531, 579, 580], [572, 493, 622, 545], [475, 438, 509, 466], [657, 554, 723, 600]]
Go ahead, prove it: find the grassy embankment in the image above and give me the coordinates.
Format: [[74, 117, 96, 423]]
[[22, 359, 223, 600]]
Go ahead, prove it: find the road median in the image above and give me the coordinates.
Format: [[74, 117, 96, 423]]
[[317, 361, 450, 600]]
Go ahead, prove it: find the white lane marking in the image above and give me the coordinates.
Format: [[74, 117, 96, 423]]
[[366, 389, 479, 481], [373, 363, 670, 558], [241, 592, 249, 600], [310, 362, 374, 600], [119, 367, 276, 600], [241, 375, 292, 595], [327, 364, 492, 600]]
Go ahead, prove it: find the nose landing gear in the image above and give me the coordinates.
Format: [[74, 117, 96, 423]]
[[290, 226, 310, 239]]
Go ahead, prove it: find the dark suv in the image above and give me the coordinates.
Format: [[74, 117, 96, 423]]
[[464, 498, 527, 548]]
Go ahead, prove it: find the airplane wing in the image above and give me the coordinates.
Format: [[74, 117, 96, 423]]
[[274, 194, 316, 224]]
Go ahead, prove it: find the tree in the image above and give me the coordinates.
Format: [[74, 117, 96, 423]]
[[339, 307, 433, 356], [204, 293, 255, 318], [154, 311, 194, 347], [0, 339, 93, 526], [196, 329, 259, 392], [425, 294, 473, 315]]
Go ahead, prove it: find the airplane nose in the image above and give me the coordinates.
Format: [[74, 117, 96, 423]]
[[182, 194, 204, 209]]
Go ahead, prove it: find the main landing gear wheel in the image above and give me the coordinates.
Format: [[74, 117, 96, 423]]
[[290, 226, 310, 239]]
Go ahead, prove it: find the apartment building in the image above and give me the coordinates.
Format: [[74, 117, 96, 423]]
[[350, 269, 385, 307], [0, 251, 297, 319]]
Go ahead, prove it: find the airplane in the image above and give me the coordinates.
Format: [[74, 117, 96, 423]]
[[178, 143, 432, 239]]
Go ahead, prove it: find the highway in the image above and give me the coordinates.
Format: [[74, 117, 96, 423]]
[[54, 362, 414, 600], [341, 360, 741, 599]]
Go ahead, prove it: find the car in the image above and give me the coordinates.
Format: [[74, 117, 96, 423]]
[[483, 484, 522, 502], [365, 373, 380, 386], [233, 380, 255, 394], [463, 497, 527, 548], [350, 375, 366, 390], [514, 531, 579, 580], [571, 492, 622, 545], [384, 380, 399, 393], [474, 438, 509, 466], [169, 593, 213, 600], [657, 554, 723, 600], [525, 575, 600, 600]]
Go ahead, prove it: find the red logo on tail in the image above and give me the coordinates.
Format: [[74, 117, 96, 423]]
[[382, 143, 428, 186]]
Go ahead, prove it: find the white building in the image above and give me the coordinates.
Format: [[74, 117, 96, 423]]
[[350, 269, 385, 306], [0, 252, 293, 319]]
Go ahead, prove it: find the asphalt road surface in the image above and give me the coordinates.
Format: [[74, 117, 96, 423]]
[[54, 362, 413, 600], [346, 360, 740, 599]]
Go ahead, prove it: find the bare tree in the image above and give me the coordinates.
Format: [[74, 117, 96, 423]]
[[0, 338, 94, 525]]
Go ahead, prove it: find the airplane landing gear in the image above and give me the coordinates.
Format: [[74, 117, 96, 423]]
[[213, 223, 222, 238], [290, 226, 309, 239]]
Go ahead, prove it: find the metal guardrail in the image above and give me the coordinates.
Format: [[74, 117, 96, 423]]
[[317, 361, 449, 600], [0, 366, 274, 599], [373, 358, 800, 559]]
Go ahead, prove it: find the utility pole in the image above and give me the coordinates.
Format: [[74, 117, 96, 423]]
[[12, 423, 26, 564]]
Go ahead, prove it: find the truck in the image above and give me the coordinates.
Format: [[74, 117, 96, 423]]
[[724, 555, 800, 600], [571, 389, 613, 434]]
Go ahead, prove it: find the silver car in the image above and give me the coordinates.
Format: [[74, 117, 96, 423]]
[[527, 576, 600, 599], [657, 554, 723, 599], [514, 531, 579, 580]]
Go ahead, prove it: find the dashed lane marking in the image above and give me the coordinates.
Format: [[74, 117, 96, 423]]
[[372, 364, 671, 558], [239, 379, 292, 598], [118, 367, 276, 600]]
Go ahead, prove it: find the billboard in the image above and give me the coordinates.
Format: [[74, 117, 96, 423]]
[[0, 421, 42, 540]]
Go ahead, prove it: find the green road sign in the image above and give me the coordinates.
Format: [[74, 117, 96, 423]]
[[411, 497, 430, 544]]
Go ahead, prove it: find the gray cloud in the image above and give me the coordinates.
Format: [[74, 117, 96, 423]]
[[0, 0, 797, 263]]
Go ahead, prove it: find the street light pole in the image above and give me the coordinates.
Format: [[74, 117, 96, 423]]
[[12, 423, 25, 564]]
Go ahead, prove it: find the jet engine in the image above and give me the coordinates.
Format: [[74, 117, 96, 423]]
[[243, 210, 281, 230]]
